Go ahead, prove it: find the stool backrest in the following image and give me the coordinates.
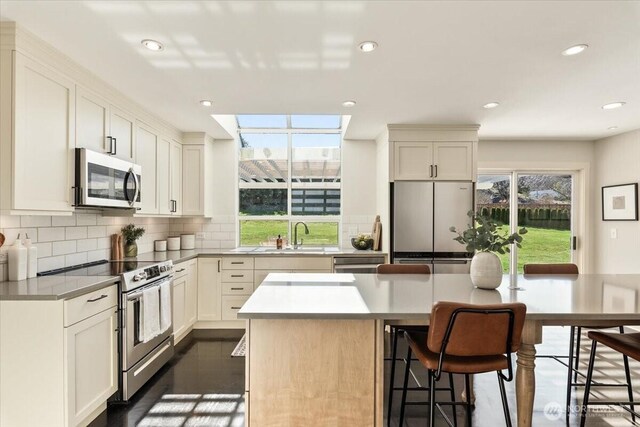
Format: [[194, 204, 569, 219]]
[[523, 263, 579, 275], [376, 264, 431, 274], [427, 301, 527, 357]]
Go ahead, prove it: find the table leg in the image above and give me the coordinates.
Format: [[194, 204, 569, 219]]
[[516, 321, 542, 427]]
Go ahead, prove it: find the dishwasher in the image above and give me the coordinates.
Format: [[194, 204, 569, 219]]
[[333, 255, 387, 273]]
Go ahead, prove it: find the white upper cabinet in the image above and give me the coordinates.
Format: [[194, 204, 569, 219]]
[[135, 123, 159, 214], [393, 142, 434, 180], [389, 125, 478, 182], [182, 133, 213, 217], [10, 51, 75, 213], [157, 137, 171, 215], [109, 106, 136, 162], [170, 140, 183, 216], [432, 142, 473, 181], [76, 87, 136, 162]]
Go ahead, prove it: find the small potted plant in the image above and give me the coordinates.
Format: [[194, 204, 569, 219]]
[[450, 210, 527, 289], [121, 224, 145, 257]]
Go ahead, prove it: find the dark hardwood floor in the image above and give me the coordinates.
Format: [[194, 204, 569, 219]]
[[90, 327, 639, 426]]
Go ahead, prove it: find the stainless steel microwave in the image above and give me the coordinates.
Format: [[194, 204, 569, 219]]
[[74, 148, 141, 209]]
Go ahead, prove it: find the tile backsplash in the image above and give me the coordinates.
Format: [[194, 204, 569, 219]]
[[170, 216, 237, 249], [0, 213, 171, 281]]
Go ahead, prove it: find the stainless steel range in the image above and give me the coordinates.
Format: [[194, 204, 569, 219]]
[[39, 259, 175, 401], [118, 260, 174, 401]]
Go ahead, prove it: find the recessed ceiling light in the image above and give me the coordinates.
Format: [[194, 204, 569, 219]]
[[141, 39, 164, 51], [602, 102, 626, 110], [358, 41, 378, 53], [608, 126, 618, 130], [199, 100, 213, 107], [561, 44, 588, 56], [483, 102, 500, 109], [342, 100, 356, 107]]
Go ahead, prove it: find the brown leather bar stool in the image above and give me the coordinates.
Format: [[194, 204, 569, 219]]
[[399, 302, 526, 427], [523, 263, 633, 423], [580, 331, 640, 426], [377, 264, 456, 427]]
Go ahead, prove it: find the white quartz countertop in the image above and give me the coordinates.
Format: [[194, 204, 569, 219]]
[[237, 273, 640, 321]]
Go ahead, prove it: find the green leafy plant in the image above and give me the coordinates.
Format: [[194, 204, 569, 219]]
[[121, 224, 145, 245], [450, 210, 527, 254]]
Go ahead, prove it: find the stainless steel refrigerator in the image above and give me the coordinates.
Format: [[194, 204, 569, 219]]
[[392, 181, 474, 273]]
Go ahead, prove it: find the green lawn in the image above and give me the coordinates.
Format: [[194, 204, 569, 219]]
[[240, 220, 339, 246], [495, 225, 572, 272]]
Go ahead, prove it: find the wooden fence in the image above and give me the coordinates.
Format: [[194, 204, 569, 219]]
[[477, 204, 571, 230]]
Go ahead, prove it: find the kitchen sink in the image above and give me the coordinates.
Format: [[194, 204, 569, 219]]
[[251, 247, 340, 253]]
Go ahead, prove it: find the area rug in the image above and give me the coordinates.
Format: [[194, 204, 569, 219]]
[[231, 334, 246, 357]]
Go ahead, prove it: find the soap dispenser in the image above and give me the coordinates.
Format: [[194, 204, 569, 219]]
[[276, 234, 283, 250], [8, 233, 27, 281], [24, 233, 38, 278]]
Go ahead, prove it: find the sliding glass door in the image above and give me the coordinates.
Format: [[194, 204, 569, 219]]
[[477, 172, 576, 274]]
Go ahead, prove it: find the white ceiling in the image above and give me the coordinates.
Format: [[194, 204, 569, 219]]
[[1, 1, 639, 140]]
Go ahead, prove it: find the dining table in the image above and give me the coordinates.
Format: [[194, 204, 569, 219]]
[[238, 272, 640, 427]]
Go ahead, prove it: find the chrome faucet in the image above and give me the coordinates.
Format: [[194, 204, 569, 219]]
[[293, 222, 309, 249]]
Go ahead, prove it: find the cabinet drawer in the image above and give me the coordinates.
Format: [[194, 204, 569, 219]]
[[222, 282, 253, 296], [254, 256, 332, 271], [64, 284, 117, 327], [221, 296, 250, 320], [173, 262, 189, 279], [222, 269, 253, 283], [222, 257, 254, 270]]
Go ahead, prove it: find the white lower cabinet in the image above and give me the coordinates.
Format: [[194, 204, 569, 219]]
[[173, 259, 198, 344], [197, 257, 222, 321], [221, 295, 250, 321], [64, 307, 118, 426]]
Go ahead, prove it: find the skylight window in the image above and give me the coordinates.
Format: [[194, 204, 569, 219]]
[[237, 114, 287, 128]]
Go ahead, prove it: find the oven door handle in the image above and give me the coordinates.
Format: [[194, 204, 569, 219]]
[[126, 276, 173, 301]]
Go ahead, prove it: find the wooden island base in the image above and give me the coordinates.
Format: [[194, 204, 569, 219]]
[[245, 319, 384, 426]]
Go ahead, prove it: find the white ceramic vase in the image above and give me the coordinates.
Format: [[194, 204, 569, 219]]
[[470, 252, 503, 289]]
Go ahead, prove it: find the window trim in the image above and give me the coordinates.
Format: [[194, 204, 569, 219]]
[[238, 120, 342, 247]]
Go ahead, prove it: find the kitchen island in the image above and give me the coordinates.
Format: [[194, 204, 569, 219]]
[[238, 273, 640, 427]]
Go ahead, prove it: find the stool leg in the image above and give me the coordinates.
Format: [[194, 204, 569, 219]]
[[580, 341, 598, 427], [448, 372, 458, 427], [387, 326, 399, 426], [574, 327, 582, 383], [465, 374, 473, 427], [497, 372, 512, 427], [622, 353, 635, 423], [429, 371, 437, 427], [399, 344, 412, 427], [566, 325, 576, 423]]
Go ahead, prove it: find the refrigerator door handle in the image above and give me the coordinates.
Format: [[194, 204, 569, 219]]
[[433, 259, 470, 264]]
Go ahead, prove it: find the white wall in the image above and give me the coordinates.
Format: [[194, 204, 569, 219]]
[[592, 130, 640, 273], [341, 140, 377, 248], [375, 130, 391, 253]]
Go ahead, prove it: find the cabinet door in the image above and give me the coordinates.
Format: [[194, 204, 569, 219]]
[[170, 141, 182, 215], [76, 86, 109, 154], [185, 261, 198, 326], [157, 137, 171, 215], [393, 142, 433, 180], [182, 144, 204, 216], [432, 142, 473, 181], [109, 106, 135, 162], [197, 258, 222, 321], [65, 307, 117, 426], [135, 123, 158, 214], [172, 275, 187, 343], [13, 52, 75, 212]]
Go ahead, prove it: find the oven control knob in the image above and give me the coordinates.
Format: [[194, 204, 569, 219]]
[[132, 274, 141, 282], [160, 266, 166, 272]]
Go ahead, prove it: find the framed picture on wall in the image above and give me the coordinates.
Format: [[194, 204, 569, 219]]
[[602, 183, 638, 221]]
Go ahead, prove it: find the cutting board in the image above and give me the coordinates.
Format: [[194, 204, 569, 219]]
[[372, 216, 382, 251]]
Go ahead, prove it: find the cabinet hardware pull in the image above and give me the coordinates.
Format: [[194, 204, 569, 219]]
[[231, 287, 243, 290], [87, 294, 108, 302], [231, 261, 244, 264], [106, 136, 113, 154], [112, 137, 117, 155], [231, 307, 241, 310], [231, 274, 244, 278], [434, 164, 438, 177], [218, 260, 221, 272], [176, 268, 186, 273], [429, 165, 433, 177]]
